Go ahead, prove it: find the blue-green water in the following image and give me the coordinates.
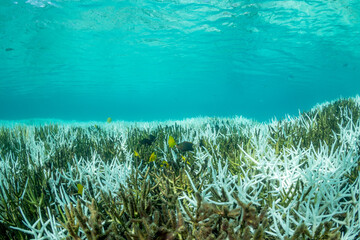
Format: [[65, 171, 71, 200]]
[[1, 0, 360, 122]]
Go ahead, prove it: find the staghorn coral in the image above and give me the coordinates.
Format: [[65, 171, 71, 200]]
[[0, 97, 360, 239], [59, 199, 121, 240]]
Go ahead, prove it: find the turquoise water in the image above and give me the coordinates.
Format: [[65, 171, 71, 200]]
[[1, 0, 360, 122]]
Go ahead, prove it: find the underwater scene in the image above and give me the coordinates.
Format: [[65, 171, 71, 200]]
[[1, 0, 360, 239]]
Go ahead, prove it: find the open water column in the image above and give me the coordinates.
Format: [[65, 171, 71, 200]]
[[1, 0, 360, 121], [0, 0, 360, 239]]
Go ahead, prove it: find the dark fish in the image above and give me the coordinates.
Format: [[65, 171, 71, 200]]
[[176, 141, 194, 152], [5, 48, 14, 52], [199, 139, 206, 148], [148, 134, 156, 141], [139, 134, 156, 146]]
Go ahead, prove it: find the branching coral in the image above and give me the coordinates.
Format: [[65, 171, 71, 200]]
[[0, 97, 360, 239]]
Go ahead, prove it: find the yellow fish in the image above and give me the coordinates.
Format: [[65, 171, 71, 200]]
[[107, 117, 112, 123], [149, 152, 156, 162], [77, 184, 84, 195], [181, 155, 190, 165], [168, 136, 176, 148], [160, 160, 169, 168], [134, 151, 140, 157]]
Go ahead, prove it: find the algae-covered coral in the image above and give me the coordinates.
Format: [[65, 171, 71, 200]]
[[1, 97, 360, 240]]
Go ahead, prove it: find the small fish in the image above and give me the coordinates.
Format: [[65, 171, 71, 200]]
[[77, 184, 84, 195], [149, 134, 156, 141], [134, 151, 140, 157], [168, 136, 176, 148], [5, 48, 14, 52], [176, 141, 194, 152], [199, 139, 206, 148], [90, 124, 99, 131], [160, 160, 169, 168], [107, 117, 112, 123], [181, 155, 190, 165], [140, 134, 156, 145], [149, 152, 156, 162]]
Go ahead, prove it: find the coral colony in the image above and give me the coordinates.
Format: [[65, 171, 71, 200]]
[[0, 97, 360, 240]]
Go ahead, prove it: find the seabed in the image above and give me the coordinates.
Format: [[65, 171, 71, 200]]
[[0, 97, 360, 240]]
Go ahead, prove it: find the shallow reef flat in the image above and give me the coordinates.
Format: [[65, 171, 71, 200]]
[[1, 97, 360, 240]]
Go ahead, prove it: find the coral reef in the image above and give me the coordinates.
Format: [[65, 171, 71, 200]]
[[0, 97, 360, 239]]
